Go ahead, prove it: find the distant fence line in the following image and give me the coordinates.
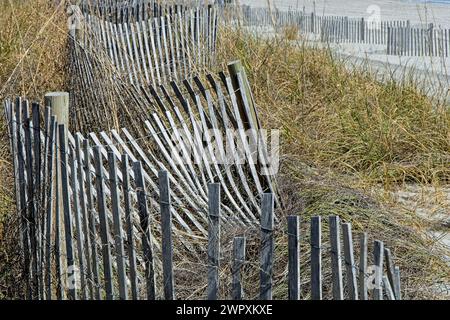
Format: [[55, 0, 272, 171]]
[[78, 6, 219, 88], [3, 1, 407, 301], [234, 5, 450, 58], [68, 3, 220, 133], [74, 3, 219, 84], [78, 0, 214, 24], [2, 97, 403, 299]]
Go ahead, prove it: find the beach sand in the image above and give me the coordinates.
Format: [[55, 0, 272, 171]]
[[240, 0, 450, 27], [237, 1, 450, 94]]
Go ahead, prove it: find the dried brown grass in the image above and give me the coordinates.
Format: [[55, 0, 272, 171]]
[[0, 0, 68, 299]]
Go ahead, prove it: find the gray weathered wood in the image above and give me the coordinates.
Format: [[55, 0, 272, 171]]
[[121, 154, 138, 300], [207, 183, 221, 300], [287, 215, 300, 300], [23, 103, 38, 298], [373, 240, 384, 300], [231, 236, 246, 300], [159, 170, 175, 300], [31, 102, 43, 299], [82, 139, 101, 300], [58, 124, 77, 300], [329, 215, 344, 300], [69, 147, 87, 300], [108, 151, 128, 300], [260, 193, 274, 300], [310, 216, 322, 300], [133, 161, 156, 300], [394, 266, 401, 300], [93, 146, 114, 300], [75, 135, 93, 299], [342, 223, 358, 300], [383, 275, 395, 300], [359, 232, 368, 300], [44, 115, 56, 300], [384, 248, 397, 300]]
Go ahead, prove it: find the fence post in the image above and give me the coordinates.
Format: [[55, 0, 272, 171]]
[[287, 215, 300, 300], [207, 183, 221, 300], [373, 240, 384, 300], [231, 236, 246, 300], [159, 170, 175, 300], [133, 161, 156, 300], [311, 216, 322, 300], [260, 193, 274, 300]]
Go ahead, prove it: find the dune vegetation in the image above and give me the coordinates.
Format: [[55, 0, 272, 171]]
[[0, 1, 448, 299]]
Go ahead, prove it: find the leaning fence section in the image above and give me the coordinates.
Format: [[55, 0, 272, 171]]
[[3, 1, 407, 301], [2, 98, 403, 299]]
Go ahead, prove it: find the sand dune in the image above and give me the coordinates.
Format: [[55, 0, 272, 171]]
[[240, 0, 450, 27]]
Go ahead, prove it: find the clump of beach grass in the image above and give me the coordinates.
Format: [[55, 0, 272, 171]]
[[0, 0, 68, 298], [212, 27, 450, 299]]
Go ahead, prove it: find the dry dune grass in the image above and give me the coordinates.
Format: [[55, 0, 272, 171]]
[[0, 2, 449, 299], [0, 0, 68, 298], [217, 28, 450, 186], [215, 27, 450, 299]]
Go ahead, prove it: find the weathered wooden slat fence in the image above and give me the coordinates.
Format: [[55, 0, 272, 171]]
[[2, 1, 407, 301], [2, 97, 403, 299], [222, 5, 450, 58], [78, 0, 211, 24], [76, 5, 218, 87]]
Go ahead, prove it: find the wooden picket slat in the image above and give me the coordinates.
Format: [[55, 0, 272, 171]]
[[207, 183, 220, 300], [133, 161, 156, 300], [231, 236, 246, 300], [310, 216, 322, 300], [159, 170, 175, 300], [287, 215, 300, 300], [260, 193, 274, 300]]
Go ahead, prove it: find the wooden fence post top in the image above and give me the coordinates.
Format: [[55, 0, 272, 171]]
[[261, 193, 274, 231], [208, 183, 221, 217], [45, 92, 69, 128]]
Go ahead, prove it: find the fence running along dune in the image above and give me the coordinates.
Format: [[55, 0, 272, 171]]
[[69, 4, 219, 132], [78, 0, 210, 24], [1, 99, 403, 299], [2, 1, 407, 300], [234, 5, 450, 57]]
